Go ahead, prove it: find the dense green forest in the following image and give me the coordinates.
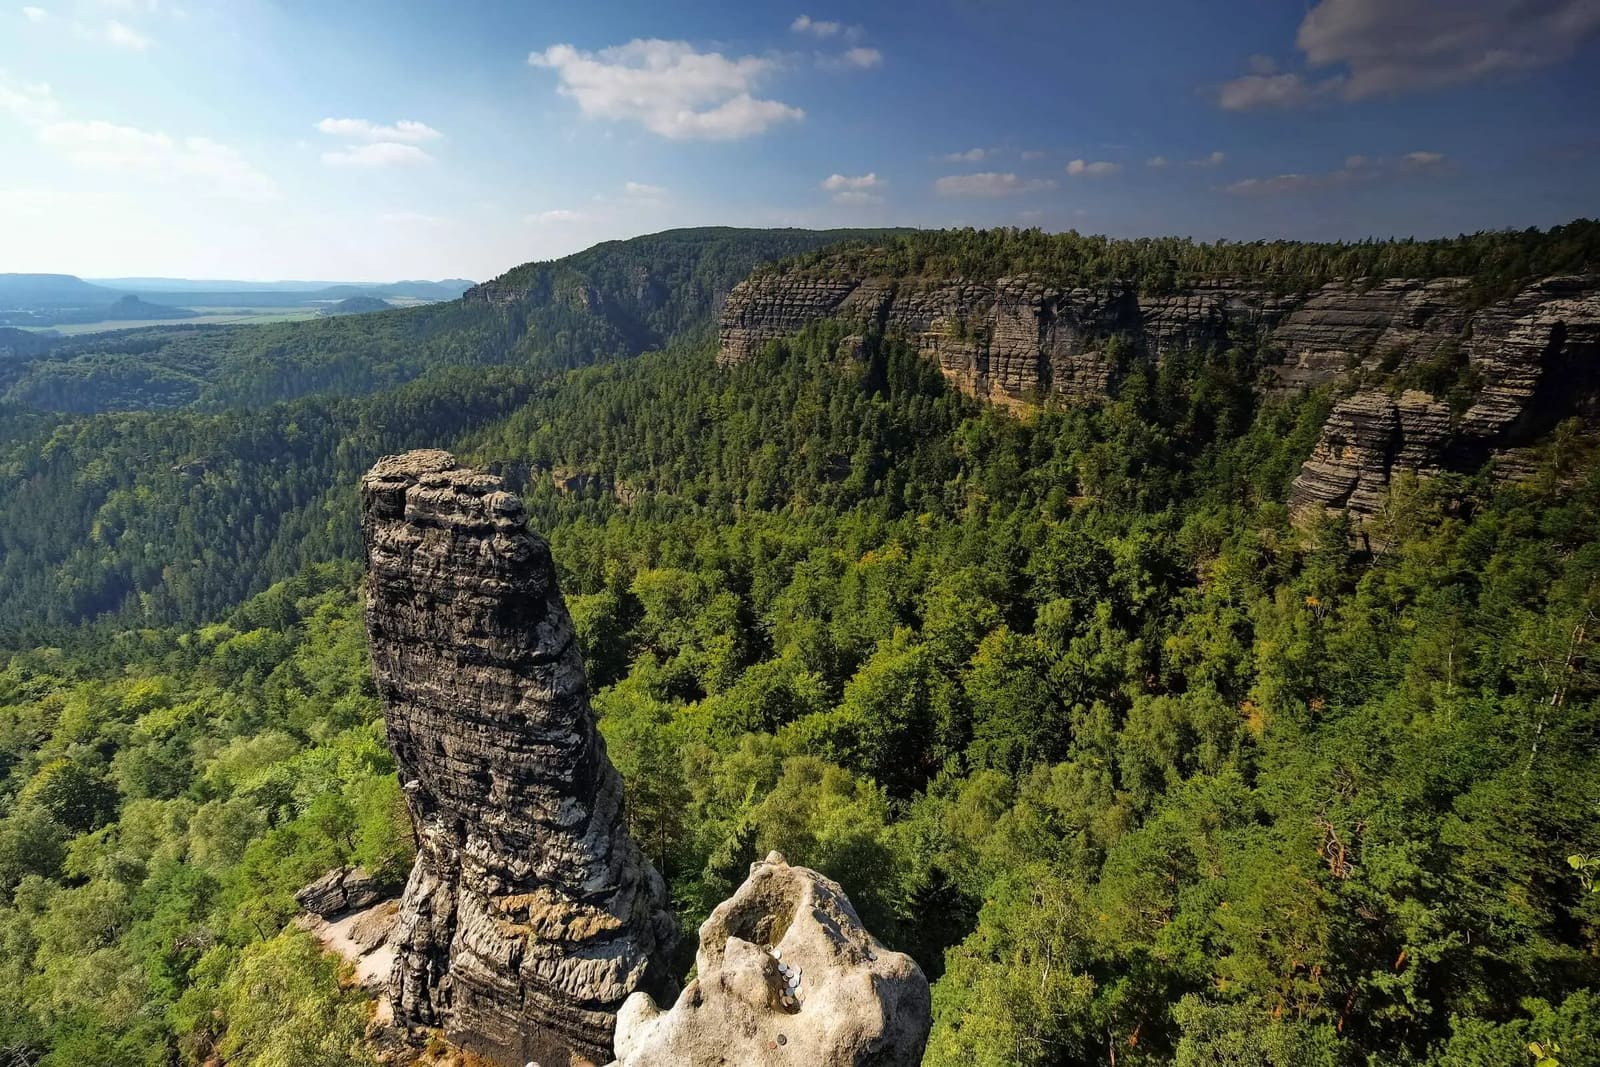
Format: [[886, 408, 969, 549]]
[[770, 219, 1600, 302], [0, 225, 1597, 1066]]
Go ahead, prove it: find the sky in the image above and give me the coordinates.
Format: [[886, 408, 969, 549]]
[[1, 0, 1597, 282]]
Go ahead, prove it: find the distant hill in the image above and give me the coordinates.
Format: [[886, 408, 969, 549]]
[[321, 295, 393, 316], [0, 273, 118, 308], [91, 276, 476, 298], [106, 294, 199, 321]]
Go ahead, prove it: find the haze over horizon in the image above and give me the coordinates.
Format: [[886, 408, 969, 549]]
[[2, 0, 1597, 281]]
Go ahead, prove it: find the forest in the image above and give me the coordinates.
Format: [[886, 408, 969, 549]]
[[0, 225, 1596, 1066]]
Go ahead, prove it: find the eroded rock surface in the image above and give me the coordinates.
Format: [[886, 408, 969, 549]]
[[297, 865, 384, 919], [361, 450, 675, 1067], [1290, 278, 1600, 525], [612, 852, 930, 1067]]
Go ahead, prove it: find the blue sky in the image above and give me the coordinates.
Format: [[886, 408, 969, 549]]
[[2, 0, 1597, 281]]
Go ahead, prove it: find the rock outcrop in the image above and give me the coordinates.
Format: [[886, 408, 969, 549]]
[[717, 269, 1594, 407], [297, 865, 385, 919], [1290, 277, 1600, 526], [612, 852, 931, 1067], [721, 266, 1600, 524], [361, 450, 675, 1067]]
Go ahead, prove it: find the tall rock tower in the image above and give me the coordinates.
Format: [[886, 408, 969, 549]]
[[360, 450, 675, 1067]]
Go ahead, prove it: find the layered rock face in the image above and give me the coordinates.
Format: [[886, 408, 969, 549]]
[[1290, 277, 1600, 525], [613, 852, 931, 1067], [361, 450, 675, 1067], [717, 271, 1587, 407], [722, 268, 1600, 524]]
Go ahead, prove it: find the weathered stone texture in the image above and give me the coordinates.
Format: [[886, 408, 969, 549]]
[[612, 852, 931, 1067], [361, 450, 674, 1067], [1289, 277, 1600, 525], [296, 865, 384, 919]]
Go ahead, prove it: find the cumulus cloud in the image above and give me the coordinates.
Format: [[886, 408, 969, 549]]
[[1221, 150, 1449, 194], [1, 75, 276, 199], [1147, 155, 1169, 168], [791, 14, 841, 37], [1218, 0, 1600, 108], [1186, 150, 1226, 167], [105, 19, 150, 49], [841, 47, 881, 68], [623, 180, 667, 197], [1066, 158, 1121, 176], [22, 7, 46, 22], [821, 172, 884, 202], [529, 39, 804, 140], [322, 141, 432, 167], [943, 147, 988, 163], [934, 172, 1056, 197], [821, 172, 882, 191], [316, 117, 442, 143], [526, 209, 583, 223]]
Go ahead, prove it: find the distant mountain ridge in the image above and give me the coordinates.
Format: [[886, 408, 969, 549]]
[[0, 273, 475, 326]]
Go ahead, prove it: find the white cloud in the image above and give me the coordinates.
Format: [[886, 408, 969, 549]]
[[623, 180, 667, 197], [528, 39, 804, 140], [1, 75, 275, 199], [526, 209, 583, 223], [943, 147, 987, 163], [822, 173, 884, 204], [1221, 173, 1321, 195], [1147, 155, 1169, 167], [322, 141, 432, 167], [1221, 151, 1449, 194], [40, 121, 277, 198], [0, 77, 62, 125], [1218, 0, 1600, 108], [316, 117, 442, 143], [1186, 150, 1226, 167], [934, 172, 1056, 197], [105, 18, 150, 49], [791, 14, 840, 37], [1020, 149, 1046, 161], [841, 47, 881, 68], [820, 172, 882, 191], [1066, 158, 1121, 176], [22, 7, 47, 22]]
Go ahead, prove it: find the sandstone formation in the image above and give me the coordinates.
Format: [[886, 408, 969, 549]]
[[612, 852, 931, 1067], [1289, 277, 1600, 526], [361, 450, 675, 1067], [297, 865, 385, 918], [720, 266, 1600, 524]]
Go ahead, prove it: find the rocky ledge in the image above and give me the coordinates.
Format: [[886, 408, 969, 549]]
[[361, 450, 676, 1067], [1289, 276, 1600, 527], [612, 852, 931, 1067]]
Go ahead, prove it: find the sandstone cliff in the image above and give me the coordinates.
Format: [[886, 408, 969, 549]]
[[361, 450, 675, 1067], [1288, 276, 1600, 525], [719, 268, 1600, 524], [613, 852, 931, 1067]]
